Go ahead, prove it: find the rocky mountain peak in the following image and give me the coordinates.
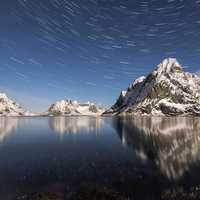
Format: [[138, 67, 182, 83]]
[[104, 58, 200, 116], [155, 58, 182, 75]]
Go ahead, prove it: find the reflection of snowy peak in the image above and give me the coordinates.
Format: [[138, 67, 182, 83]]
[[105, 58, 200, 116], [49, 117, 104, 135], [113, 117, 200, 180], [48, 99, 105, 116], [0, 118, 18, 142], [0, 93, 27, 116]]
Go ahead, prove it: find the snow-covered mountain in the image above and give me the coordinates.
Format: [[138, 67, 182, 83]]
[[0, 93, 28, 116], [104, 58, 200, 116], [47, 99, 105, 116]]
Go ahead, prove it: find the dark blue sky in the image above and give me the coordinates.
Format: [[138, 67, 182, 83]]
[[0, 0, 200, 112]]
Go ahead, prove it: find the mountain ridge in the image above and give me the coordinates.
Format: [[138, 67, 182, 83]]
[[1, 58, 200, 117]]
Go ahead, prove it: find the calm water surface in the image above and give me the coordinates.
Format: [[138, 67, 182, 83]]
[[0, 116, 200, 200]]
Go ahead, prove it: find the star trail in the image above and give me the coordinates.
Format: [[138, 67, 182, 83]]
[[0, 0, 200, 111]]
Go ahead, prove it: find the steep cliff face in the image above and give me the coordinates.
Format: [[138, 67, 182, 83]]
[[104, 58, 200, 116], [0, 93, 27, 116], [48, 99, 105, 116]]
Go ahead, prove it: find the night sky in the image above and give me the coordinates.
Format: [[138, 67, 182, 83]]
[[0, 0, 200, 112]]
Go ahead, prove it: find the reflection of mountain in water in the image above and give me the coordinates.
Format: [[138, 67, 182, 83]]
[[0, 117, 18, 142], [49, 117, 104, 135], [113, 117, 200, 180]]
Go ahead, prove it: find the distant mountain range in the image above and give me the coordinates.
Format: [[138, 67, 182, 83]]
[[46, 99, 105, 116], [1, 58, 200, 117], [0, 94, 105, 116], [104, 58, 200, 116]]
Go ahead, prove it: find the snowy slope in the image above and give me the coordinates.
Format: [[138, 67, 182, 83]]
[[48, 99, 105, 116], [104, 58, 200, 116], [0, 93, 28, 116]]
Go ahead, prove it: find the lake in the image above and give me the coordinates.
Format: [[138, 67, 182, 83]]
[[0, 116, 200, 200]]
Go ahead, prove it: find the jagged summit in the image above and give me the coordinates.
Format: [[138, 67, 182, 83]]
[[155, 58, 182, 74], [47, 99, 105, 116], [104, 58, 200, 116]]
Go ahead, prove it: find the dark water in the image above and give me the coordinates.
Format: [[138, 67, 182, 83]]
[[0, 116, 200, 200]]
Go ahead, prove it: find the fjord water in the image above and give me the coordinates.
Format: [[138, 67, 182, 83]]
[[0, 117, 200, 200]]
